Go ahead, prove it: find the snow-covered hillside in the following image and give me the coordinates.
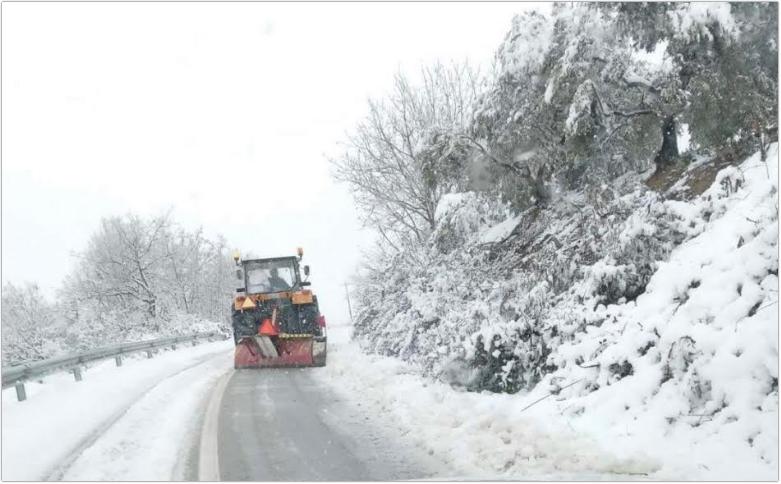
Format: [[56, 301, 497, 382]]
[[523, 145, 779, 479], [350, 146, 778, 479]]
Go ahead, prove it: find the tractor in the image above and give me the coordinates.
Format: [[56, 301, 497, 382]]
[[231, 248, 326, 368]]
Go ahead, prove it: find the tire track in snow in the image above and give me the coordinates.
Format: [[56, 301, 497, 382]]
[[43, 349, 231, 481]]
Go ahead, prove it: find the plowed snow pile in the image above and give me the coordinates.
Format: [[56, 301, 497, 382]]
[[323, 332, 656, 479], [340, 146, 778, 479]]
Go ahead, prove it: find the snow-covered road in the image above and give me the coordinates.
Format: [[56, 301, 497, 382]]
[[206, 325, 655, 481], [4, 326, 628, 481], [216, 367, 443, 480], [2, 323, 733, 480], [59, 351, 231, 480], [1, 340, 233, 480], [3, 328, 451, 481]]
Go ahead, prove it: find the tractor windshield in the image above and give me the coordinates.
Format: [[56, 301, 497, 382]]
[[245, 259, 298, 294]]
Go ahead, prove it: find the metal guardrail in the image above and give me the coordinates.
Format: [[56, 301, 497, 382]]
[[2, 332, 224, 399]]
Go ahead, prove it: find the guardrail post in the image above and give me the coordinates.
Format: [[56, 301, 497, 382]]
[[115, 355, 122, 367], [15, 381, 26, 402], [146, 350, 154, 359], [73, 367, 82, 382]]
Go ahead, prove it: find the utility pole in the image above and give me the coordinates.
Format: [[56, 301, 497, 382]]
[[344, 282, 354, 324]]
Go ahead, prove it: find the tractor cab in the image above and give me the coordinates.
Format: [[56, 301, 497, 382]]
[[240, 257, 305, 295]]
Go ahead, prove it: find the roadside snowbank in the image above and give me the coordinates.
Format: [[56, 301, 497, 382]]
[[1, 340, 233, 480], [322, 325, 655, 479]]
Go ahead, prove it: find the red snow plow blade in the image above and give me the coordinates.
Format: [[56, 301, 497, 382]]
[[234, 335, 324, 368]]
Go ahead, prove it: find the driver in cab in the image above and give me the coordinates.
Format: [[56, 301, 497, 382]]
[[267, 267, 289, 292]]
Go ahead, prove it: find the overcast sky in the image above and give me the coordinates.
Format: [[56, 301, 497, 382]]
[[2, 2, 540, 323]]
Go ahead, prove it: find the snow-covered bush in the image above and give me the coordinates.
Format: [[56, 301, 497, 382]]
[[1, 283, 64, 363], [432, 192, 511, 253], [353, 146, 778, 399]]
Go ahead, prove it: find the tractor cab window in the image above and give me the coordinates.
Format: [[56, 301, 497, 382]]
[[245, 259, 297, 294]]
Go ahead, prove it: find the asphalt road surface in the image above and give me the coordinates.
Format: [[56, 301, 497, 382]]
[[217, 368, 442, 481]]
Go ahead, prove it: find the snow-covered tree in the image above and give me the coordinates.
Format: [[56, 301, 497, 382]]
[[1, 282, 61, 363], [63, 213, 172, 322], [60, 212, 235, 329], [604, 2, 778, 159], [470, 2, 777, 213], [331, 62, 480, 252]]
